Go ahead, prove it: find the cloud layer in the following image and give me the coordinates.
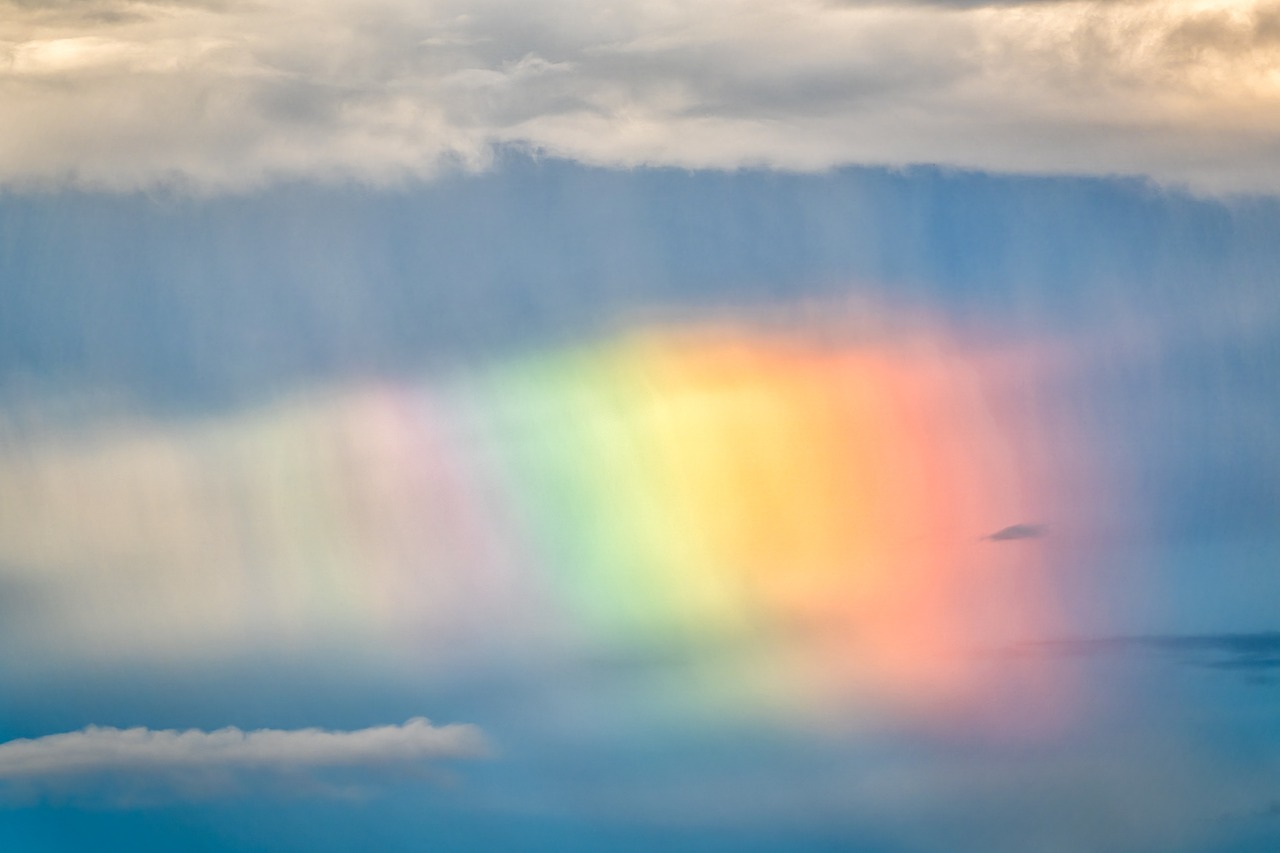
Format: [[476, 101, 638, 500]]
[[0, 718, 491, 781], [4, 0, 1280, 192]]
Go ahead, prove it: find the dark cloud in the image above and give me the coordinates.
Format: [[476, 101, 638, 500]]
[[983, 523, 1045, 542]]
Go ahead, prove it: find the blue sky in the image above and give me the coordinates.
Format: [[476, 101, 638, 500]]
[[3, 2, 1280, 851]]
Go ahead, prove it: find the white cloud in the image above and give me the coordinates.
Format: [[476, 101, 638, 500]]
[[2, 0, 1280, 193], [0, 718, 491, 781]]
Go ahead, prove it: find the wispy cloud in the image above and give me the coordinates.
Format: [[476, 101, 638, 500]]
[[0, 718, 491, 786], [3, 0, 1280, 192]]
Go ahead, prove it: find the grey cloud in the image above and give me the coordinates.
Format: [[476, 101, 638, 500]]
[[4, 0, 1280, 192], [0, 718, 491, 784], [983, 523, 1045, 541]]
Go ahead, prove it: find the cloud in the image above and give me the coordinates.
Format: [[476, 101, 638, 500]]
[[983, 523, 1045, 541], [0, 718, 491, 787], [3, 0, 1280, 192], [1030, 632, 1280, 676]]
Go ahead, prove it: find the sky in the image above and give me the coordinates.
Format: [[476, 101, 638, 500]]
[[2, 1, 1280, 851]]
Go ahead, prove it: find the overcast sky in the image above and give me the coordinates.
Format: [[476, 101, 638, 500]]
[[4, 0, 1280, 192]]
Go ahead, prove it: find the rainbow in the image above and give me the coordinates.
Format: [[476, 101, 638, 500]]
[[0, 322, 1085, 723]]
